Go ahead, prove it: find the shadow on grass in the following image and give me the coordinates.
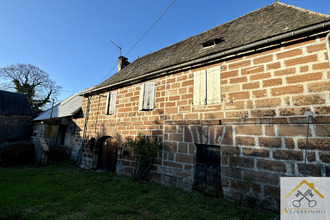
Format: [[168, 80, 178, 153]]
[[0, 161, 279, 220]]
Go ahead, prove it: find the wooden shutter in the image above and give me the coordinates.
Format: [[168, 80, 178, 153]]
[[106, 92, 117, 115], [139, 82, 156, 110], [109, 92, 117, 115], [139, 83, 145, 110], [206, 66, 221, 104], [193, 70, 206, 105], [106, 92, 110, 115], [327, 33, 330, 68]]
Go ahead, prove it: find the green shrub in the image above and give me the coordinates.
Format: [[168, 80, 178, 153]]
[[0, 141, 34, 166], [123, 133, 161, 182]]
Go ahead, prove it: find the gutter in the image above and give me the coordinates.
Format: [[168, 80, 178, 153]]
[[84, 20, 330, 96]]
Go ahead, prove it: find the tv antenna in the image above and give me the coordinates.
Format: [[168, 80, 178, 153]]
[[111, 40, 122, 56]]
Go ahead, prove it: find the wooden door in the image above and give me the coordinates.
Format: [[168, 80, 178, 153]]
[[99, 137, 118, 172], [195, 145, 221, 188]]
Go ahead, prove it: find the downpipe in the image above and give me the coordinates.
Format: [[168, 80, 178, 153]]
[[77, 96, 91, 166], [303, 115, 314, 177]]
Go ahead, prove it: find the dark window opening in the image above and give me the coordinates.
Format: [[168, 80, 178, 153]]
[[194, 144, 222, 196], [202, 38, 224, 48]]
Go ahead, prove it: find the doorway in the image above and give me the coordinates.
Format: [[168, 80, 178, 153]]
[[195, 144, 222, 195], [98, 136, 118, 172]]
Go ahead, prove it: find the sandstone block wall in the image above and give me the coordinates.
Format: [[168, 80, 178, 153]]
[[80, 32, 330, 203]]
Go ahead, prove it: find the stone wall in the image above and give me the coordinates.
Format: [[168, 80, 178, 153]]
[[80, 32, 330, 203], [64, 120, 83, 160], [0, 115, 33, 144]]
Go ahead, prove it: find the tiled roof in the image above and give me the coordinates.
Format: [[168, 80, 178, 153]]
[[93, 2, 330, 93]]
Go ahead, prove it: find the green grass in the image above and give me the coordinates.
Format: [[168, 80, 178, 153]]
[[0, 161, 278, 220]]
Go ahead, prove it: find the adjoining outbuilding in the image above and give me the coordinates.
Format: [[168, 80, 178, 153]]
[[32, 90, 88, 162]]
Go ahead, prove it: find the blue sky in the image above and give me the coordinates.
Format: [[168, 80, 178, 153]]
[[1, 0, 329, 102]]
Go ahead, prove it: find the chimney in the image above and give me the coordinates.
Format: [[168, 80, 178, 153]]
[[117, 56, 130, 72]]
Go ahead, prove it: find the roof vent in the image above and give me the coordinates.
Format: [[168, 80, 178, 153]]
[[202, 38, 224, 48]]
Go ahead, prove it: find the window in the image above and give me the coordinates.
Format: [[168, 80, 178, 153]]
[[106, 92, 117, 115], [139, 82, 156, 111], [326, 32, 330, 67], [193, 66, 221, 105]]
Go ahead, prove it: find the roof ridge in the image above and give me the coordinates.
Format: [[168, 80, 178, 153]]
[[275, 1, 329, 17], [206, 2, 329, 33], [123, 2, 330, 67]]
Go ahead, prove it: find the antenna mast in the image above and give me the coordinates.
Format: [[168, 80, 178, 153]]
[[111, 40, 122, 56]]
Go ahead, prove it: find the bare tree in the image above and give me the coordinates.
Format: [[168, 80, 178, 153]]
[[0, 63, 61, 114]]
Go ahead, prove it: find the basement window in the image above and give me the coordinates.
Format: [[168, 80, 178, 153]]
[[326, 32, 330, 68], [106, 91, 117, 115], [193, 66, 221, 105], [139, 82, 156, 111], [202, 38, 224, 48]]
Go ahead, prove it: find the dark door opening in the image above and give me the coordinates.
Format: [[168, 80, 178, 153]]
[[57, 125, 67, 145], [98, 137, 118, 172], [195, 144, 222, 196]]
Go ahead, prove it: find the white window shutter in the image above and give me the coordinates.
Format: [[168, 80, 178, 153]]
[[193, 70, 206, 105], [108, 92, 117, 115], [106, 92, 110, 115], [139, 82, 156, 110], [144, 82, 156, 110], [139, 83, 145, 110], [106, 92, 117, 115], [206, 66, 221, 104]]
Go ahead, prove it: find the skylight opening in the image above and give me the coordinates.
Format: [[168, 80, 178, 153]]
[[202, 38, 224, 48]]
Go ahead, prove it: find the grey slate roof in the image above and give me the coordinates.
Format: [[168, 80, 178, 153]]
[[0, 90, 34, 116], [34, 86, 95, 121], [33, 94, 82, 121], [91, 2, 330, 93], [34, 93, 82, 121]]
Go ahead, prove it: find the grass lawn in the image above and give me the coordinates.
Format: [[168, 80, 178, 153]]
[[0, 161, 278, 220]]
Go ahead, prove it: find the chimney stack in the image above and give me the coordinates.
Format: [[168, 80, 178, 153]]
[[117, 56, 130, 72]]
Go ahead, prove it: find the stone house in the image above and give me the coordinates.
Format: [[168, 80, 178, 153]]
[[76, 3, 330, 205], [0, 90, 34, 144]]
